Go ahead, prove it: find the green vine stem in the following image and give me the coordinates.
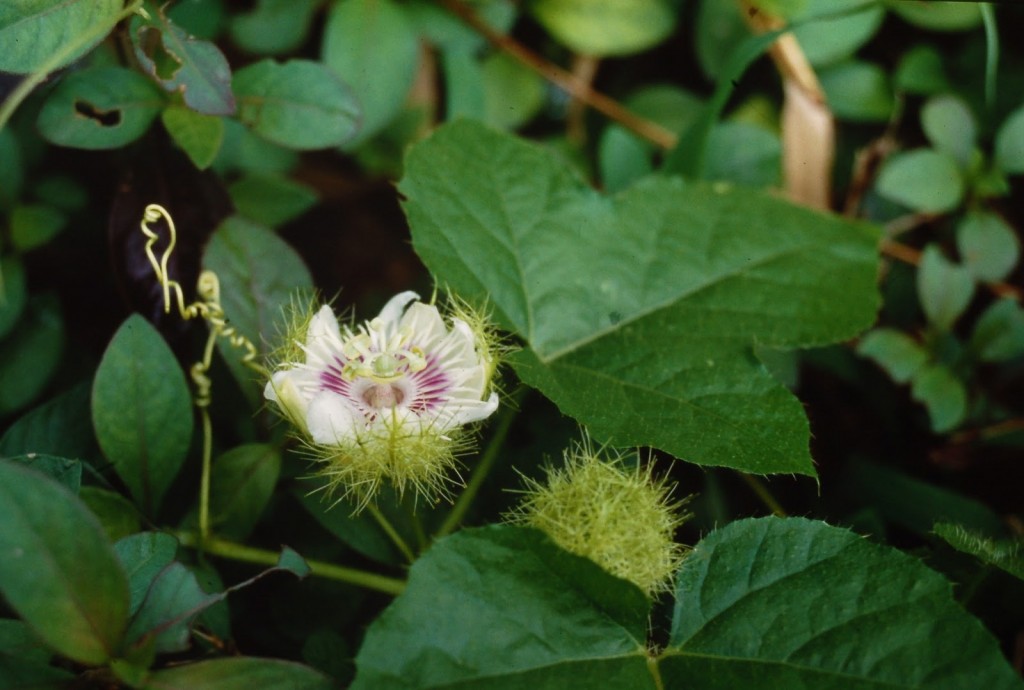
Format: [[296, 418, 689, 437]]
[[175, 531, 406, 596], [981, 3, 999, 109], [739, 472, 788, 517], [435, 387, 527, 539], [366, 502, 416, 564], [0, 0, 145, 133]]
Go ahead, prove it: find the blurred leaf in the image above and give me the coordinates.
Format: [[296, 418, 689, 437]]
[[321, 0, 419, 148], [791, 0, 885, 68], [917, 245, 975, 330], [234, 58, 360, 150], [886, 0, 982, 31], [2, 454, 80, 492], [0, 619, 75, 688], [663, 516, 1022, 689], [114, 532, 179, 615], [0, 382, 94, 460], [0, 296, 64, 416], [528, 0, 675, 56], [922, 95, 976, 169], [956, 211, 1020, 283], [0, 460, 130, 665], [202, 216, 313, 403], [33, 175, 88, 213], [748, 0, 808, 16], [228, 173, 318, 227], [842, 460, 1003, 535], [161, 106, 224, 170], [187, 560, 230, 642], [934, 523, 1024, 581], [894, 44, 951, 94], [80, 487, 142, 542], [91, 314, 195, 515], [995, 104, 1024, 175], [352, 525, 651, 689], [36, 66, 164, 150], [442, 51, 485, 121], [210, 443, 282, 540], [9, 204, 66, 251], [704, 121, 781, 188], [0, 0, 122, 73], [166, 0, 226, 40], [0, 127, 22, 210], [141, 657, 336, 690], [0, 256, 28, 340], [213, 118, 299, 175], [876, 149, 964, 213], [857, 328, 929, 383], [405, 0, 516, 54], [124, 562, 218, 655], [483, 48, 546, 129], [911, 363, 967, 432], [818, 59, 894, 122], [303, 628, 352, 684], [130, 4, 235, 115], [694, 0, 747, 80], [295, 486, 402, 564], [229, 0, 321, 55], [969, 298, 1024, 362], [402, 121, 880, 476]]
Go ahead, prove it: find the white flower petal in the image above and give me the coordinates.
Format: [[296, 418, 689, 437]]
[[376, 290, 420, 325], [305, 305, 343, 365], [265, 371, 312, 434], [453, 392, 499, 425], [307, 392, 360, 445], [401, 302, 447, 349]]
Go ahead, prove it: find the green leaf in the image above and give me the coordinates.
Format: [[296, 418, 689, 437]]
[[277, 546, 312, 578], [923, 94, 977, 169], [229, 0, 321, 55], [694, 0, 747, 80], [405, 0, 516, 54], [36, 66, 165, 150], [663, 516, 1023, 690], [321, 0, 419, 148], [934, 523, 1024, 581], [0, 256, 28, 340], [0, 0, 122, 74], [32, 175, 88, 213], [234, 58, 360, 150], [131, 5, 235, 115], [212, 118, 299, 175], [840, 460, 1004, 536], [209, 443, 282, 540], [3, 454, 81, 493], [9, 204, 67, 251], [790, 0, 885, 68], [166, 0, 226, 40], [0, 619, 75, 688], [161, 105, 224, 170], [527, 0, 675, 57], [704, 121, 781, 188], [894, 44, 951, 95], [957, 211, 1020, 283], [80, 487, 142, 542], [856, 328, 929, 383], [295, 487, 403, 564], [0, 381, 94, 460], [886, 0, 982, 32], [441, 51, 485, 122], [995, 105, 1024, 175], [0, 460, 130, 666], [0, 127, 22, 210], [141, 657, 336, 690], [124, 562, 218, 655], [202, 216, 313, 403], [114, 532, 179, 616], [917, 245, 975, 330], [401, 121, 880, 475], [876, 148, 964, 214], [352, 525, 652, 689], [481, 52, 546, 130], [911, 362, 967, 433], [0, 296, 64, 416], [91, 314, 195, 515], [818, 59, 894, 122], [970, 298, 1024, 362], [228, 173, 318, 227]]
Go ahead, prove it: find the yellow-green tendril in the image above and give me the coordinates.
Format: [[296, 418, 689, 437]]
[[139, 203, 268, 541]]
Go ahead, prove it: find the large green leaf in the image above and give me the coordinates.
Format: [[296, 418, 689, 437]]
[[123, 562, 219, 655], [0, 381, 94, 460], [91, 315, 195, 515], [0, 619, 75, 689], [114, 532, 180, 615], [321, 0, 419, 148], [141, 657, 336, 690], [36, 66, 165, 150], [3, 454, 81, 493], [202, 215, 313, 403], [0, 460, 130, 666], [209, 443, 282, 540], [131, 4, 235, 115], [234, 59, 360, 150], [0, 0, 122, 74], [400, 121, 880, 475], [352, 525, 653, 689], [661, 517, 1023, 690]]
